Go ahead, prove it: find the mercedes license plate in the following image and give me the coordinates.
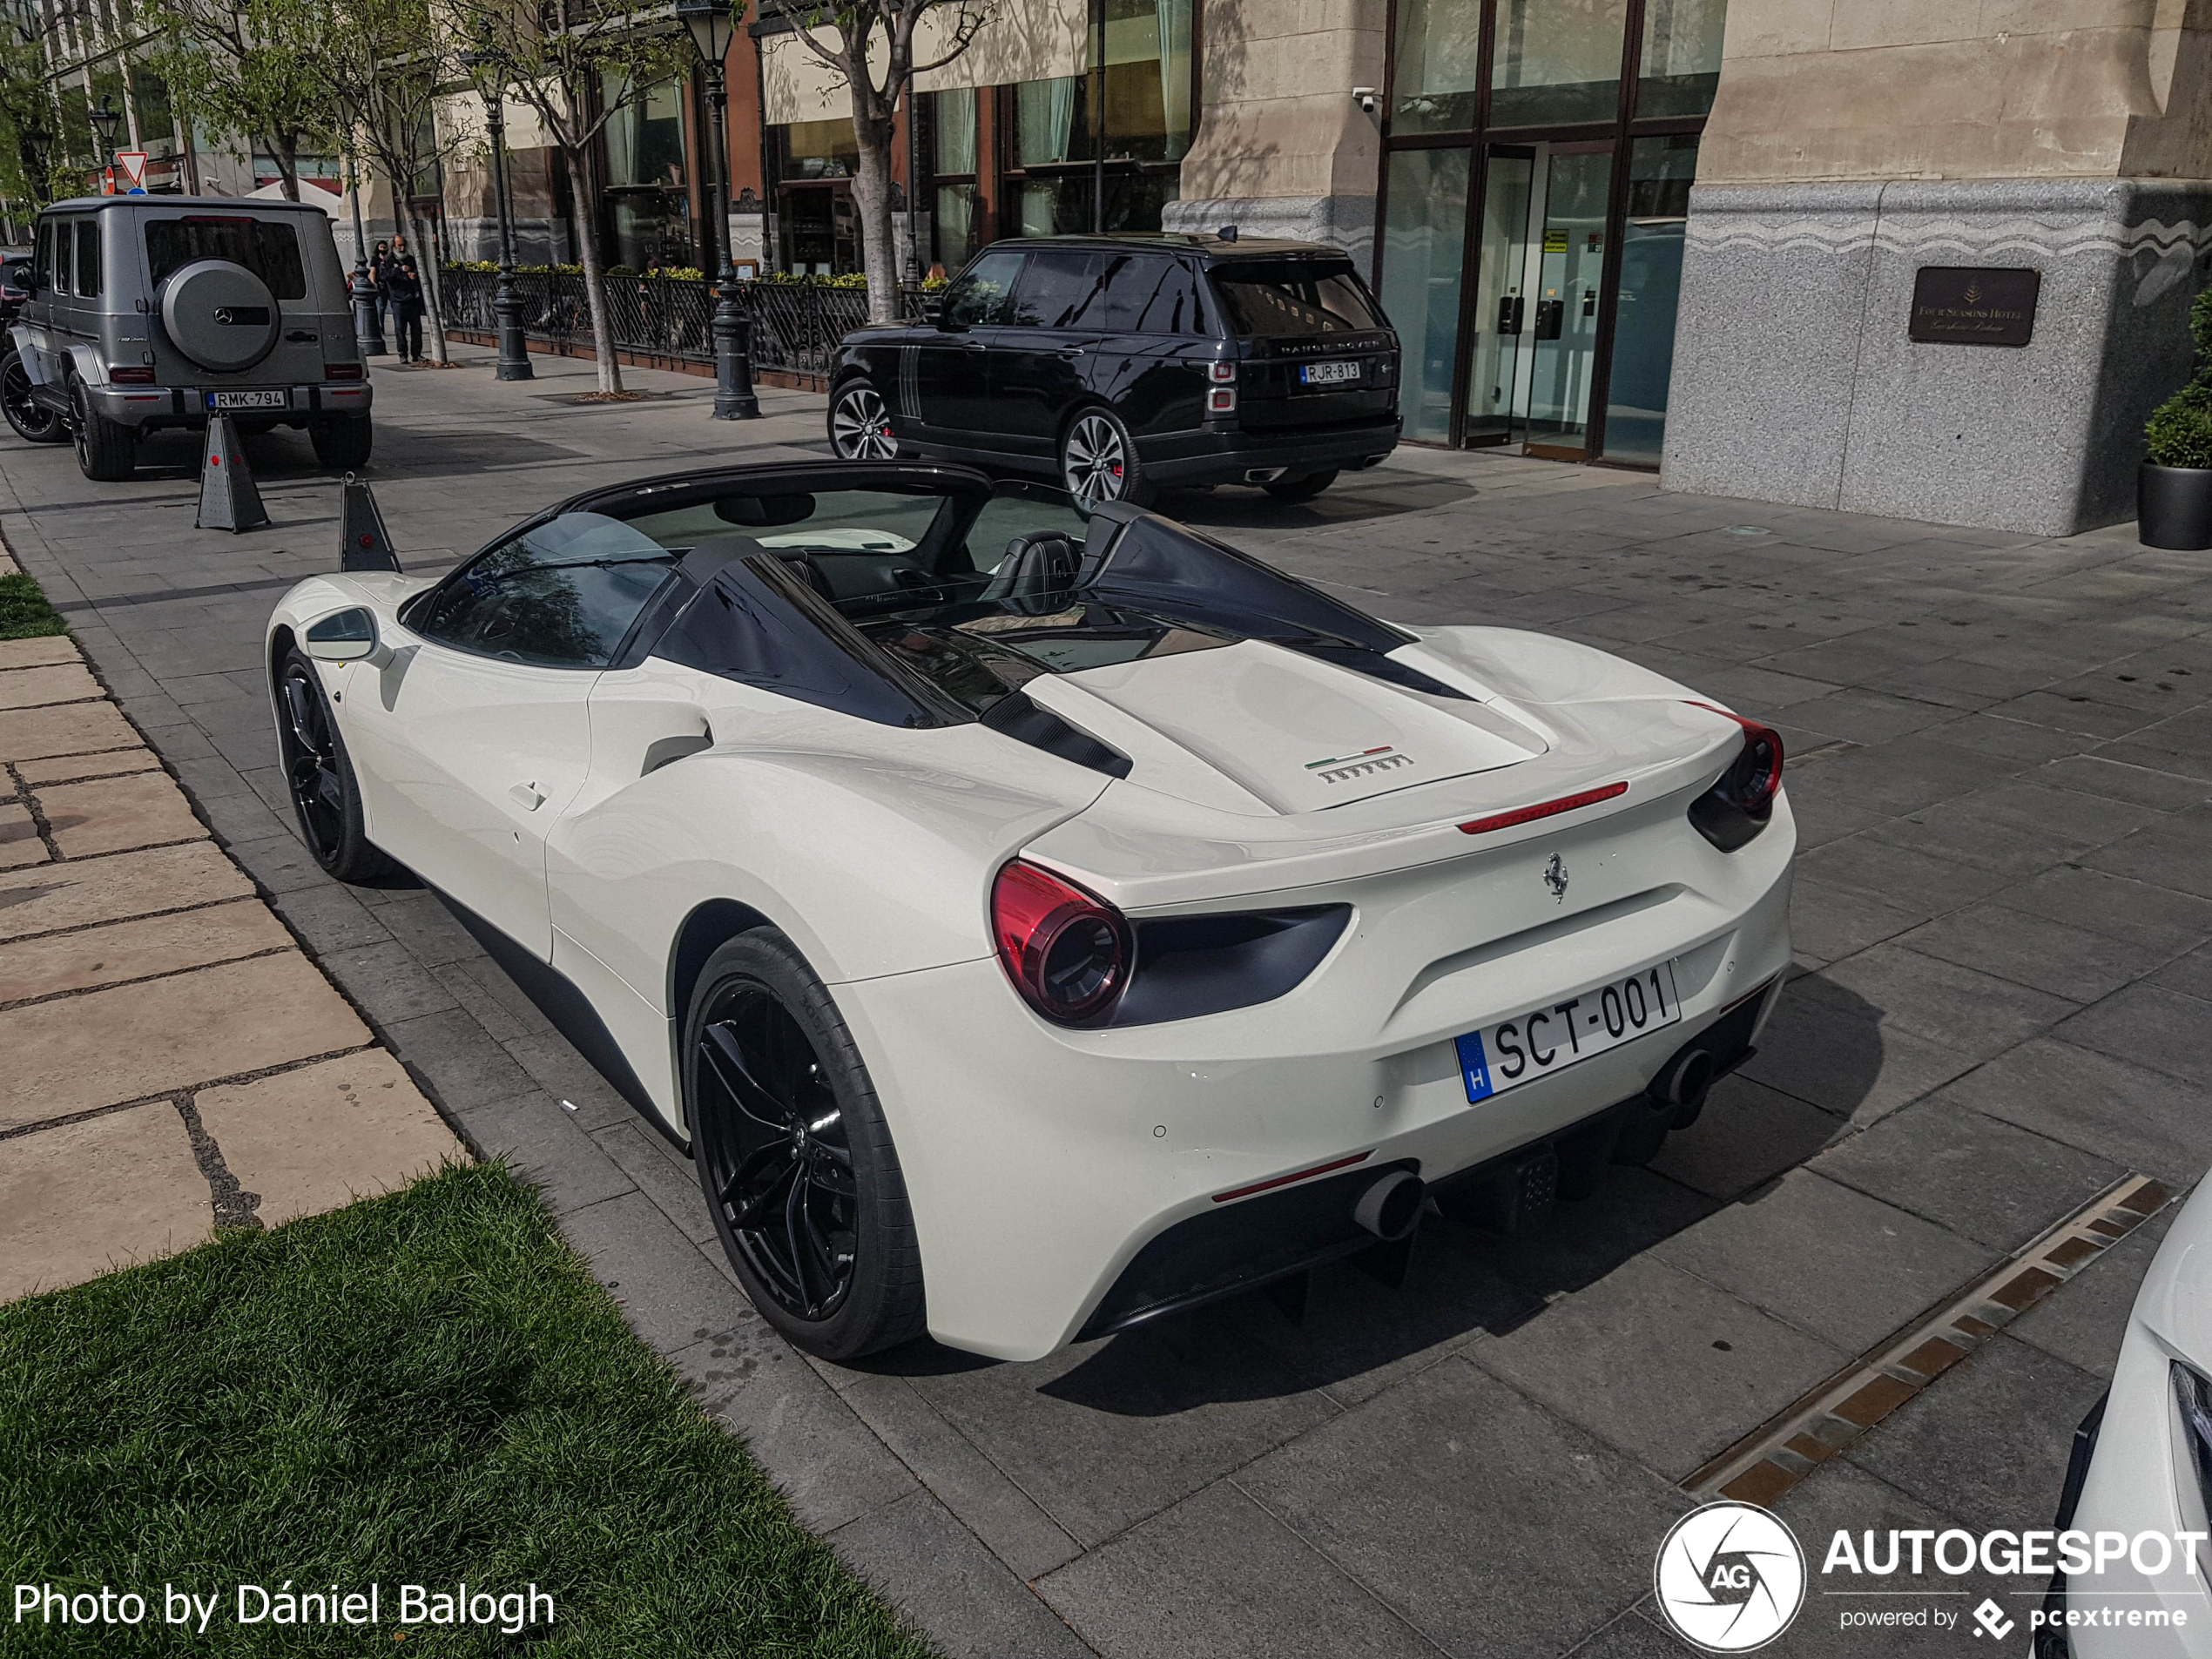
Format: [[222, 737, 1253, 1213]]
[[1298, 361, 1360, 386], [1454, 961, 1684, 1103], [207, 389, 287, 411]]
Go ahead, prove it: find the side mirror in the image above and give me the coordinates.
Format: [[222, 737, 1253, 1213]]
[[303, 605, 384, 664]]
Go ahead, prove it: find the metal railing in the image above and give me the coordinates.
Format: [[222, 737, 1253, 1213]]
[[437, 266, 928, 379]]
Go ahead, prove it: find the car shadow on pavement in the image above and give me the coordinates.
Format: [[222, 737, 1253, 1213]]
[[127, 425, 586, 485], [928, 981, 1888, 1414], [1159, 474, 1475, 531]]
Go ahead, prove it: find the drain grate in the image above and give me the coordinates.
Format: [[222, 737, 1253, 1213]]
[[1682, 1174, 2171, 1505]]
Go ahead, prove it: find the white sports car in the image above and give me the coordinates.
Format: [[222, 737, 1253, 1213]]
[[266, 462, 1794, 1362]]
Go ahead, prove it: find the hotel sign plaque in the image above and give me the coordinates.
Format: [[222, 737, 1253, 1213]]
[[1909, 266, 2040, 347]]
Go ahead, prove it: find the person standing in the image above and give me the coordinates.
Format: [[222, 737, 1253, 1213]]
[[388, 255, 425, 363], [369, 239, 392, 329]]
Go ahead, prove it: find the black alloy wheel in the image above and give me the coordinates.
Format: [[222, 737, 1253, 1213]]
[[273, 648, 392, 883], [71, 379, 136, 482], [828, 381, 899, 460], [1, 352, 64, 443], [687, 930, 925, 1359]]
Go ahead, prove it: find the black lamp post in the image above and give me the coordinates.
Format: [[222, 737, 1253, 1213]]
[[343, 132, 388, 356], [88, 98, 121, 191], [677, 0, 759, 419], [463, 47, 534, 382]]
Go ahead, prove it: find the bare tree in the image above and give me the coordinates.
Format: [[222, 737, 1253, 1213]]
[[320, 0, 468, 364], [774, 0, 993, 321], [145, 0, 332, 199], [439, 0, 690, 395]]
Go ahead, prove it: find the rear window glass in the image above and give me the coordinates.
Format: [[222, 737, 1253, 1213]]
[[75, 219, 100, 297], [1208, 261, 1383, 338], [145, 217, 307, 300], [1098, 254, 1206, 334]]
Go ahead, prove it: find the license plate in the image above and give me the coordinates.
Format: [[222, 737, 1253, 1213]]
[[1454, 961, 1683, 1103], [206, 389, 287, 411], [1299, 361, 1360, 386]]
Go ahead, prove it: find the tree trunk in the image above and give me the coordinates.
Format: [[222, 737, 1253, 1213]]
[[272, 134, 300, 201], [850, 105, 898, 324], [562, 143, 624, 394]]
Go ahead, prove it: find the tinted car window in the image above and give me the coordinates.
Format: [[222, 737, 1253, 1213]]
[[417, 513, 676, 668], [145, 217, 307, 300], [941, 248, 1024, 327], [1008, 250, 1103, 327], [74, 219, 100, 298], [1097, 253, 1206, 334], [49, 219, 71, 295], [1208, 261, 1385, 337]]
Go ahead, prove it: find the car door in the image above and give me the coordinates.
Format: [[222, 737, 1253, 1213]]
[[1090, 253, 1212, 438], [916, 246, 1023, 439], [345, 514, 678, 956], [988, 249, 1107, 460]]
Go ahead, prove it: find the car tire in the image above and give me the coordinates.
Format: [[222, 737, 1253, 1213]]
[[1061, 407, 1156, 509], [828, 378, 899, 460], [273, 646, 395, 884], [1262, 469, 1339, 503], [309, 415, 374, 471], [70, 380, 135, 482], [1, 351, 65, 444], [686, 928, 927, 1361]]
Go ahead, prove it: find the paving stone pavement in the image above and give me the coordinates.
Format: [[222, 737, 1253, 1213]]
[[0, 633, 463, 1301], [2, 350, 2208, 1656]]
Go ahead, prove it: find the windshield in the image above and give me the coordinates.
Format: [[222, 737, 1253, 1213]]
[[1208, 261, 1385, 338]]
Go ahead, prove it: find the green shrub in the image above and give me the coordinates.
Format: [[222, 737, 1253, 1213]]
[[2146, 285, 2212, 467]]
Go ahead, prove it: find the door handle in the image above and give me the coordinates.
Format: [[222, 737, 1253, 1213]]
[[509, 781, 545, 811], [1056, 347, 1085, 359]]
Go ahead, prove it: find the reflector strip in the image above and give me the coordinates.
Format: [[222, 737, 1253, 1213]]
[[1212, 1150, 1372, 1204], [1458, 780, 1628, 837]]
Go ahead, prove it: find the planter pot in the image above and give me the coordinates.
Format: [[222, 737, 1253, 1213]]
[[2139, 462, 2212, 550]]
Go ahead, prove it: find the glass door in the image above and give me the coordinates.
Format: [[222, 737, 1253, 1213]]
[[1466, 142, 1615, 455]]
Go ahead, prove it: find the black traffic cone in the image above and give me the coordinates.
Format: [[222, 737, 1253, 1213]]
[[195, 414, 269, 533], [338, 473, 401, 572]]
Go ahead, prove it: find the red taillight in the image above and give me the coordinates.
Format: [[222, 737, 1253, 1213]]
[[1208, 386, 1238, 414], [1458, 781, 1628, 836], [992, 860, 1131, 1025], [108, 366, 156, 384], [325, 362, 364, 381], [1687, 700, 1784, 813]]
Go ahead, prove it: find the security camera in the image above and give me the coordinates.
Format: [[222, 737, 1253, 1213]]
[[1352, 86, 1379, 115]]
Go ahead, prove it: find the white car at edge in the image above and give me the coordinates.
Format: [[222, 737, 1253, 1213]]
[[265, 461, 1794, 1362]]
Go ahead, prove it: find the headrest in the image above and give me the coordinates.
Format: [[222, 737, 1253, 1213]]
[[979, 530, 1082, 617]]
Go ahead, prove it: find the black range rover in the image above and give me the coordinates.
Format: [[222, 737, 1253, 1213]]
[[826, 233, 1399, 506]]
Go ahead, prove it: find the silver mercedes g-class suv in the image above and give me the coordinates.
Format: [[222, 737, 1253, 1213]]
[[2, 195, 372, 482]]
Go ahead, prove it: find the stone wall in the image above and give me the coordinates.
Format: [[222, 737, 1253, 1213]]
[[1159, 0, 1388, 261]]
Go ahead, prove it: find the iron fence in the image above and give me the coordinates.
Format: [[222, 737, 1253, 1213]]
[[437, 266, 927, 379]]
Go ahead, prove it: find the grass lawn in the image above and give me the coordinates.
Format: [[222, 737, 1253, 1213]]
[[0, 570, 67, 639], [0, 1163, 936, 1655]]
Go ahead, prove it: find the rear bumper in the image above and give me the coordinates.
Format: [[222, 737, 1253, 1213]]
[[63, 381, 373, 431], [1139, 415, 1401, 486]]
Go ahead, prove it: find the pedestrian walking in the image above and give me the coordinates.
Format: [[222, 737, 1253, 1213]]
[[388, 256, 425, 363]]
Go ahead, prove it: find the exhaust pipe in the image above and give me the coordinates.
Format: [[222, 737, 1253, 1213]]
[[1352, 1170, 1426, 1241], [1649, 1048, 1716, 1126], [1243, 466, 1290, 484]]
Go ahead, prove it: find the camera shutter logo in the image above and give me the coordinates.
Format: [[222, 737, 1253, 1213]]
[[1653, 1501, 1806, 1653]]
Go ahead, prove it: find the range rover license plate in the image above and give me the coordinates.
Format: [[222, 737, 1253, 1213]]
[[207, 389, 288, 411], [1299, 361, 1360, 386], [1454, 961, 1684, 1103]]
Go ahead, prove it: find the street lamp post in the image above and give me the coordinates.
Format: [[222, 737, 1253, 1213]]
[[676, 0, 760, 420], [470, 66, 534, 381], [344, 142, 388, 357], [87, 99, 121, 192]]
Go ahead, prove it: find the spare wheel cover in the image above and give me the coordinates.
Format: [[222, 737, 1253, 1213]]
[[160, 258, 280, 374]]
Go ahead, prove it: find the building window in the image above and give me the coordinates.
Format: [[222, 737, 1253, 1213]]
[[780, 116, 857, 179], [1637, 0, 1726, 118], [1390, 0, 1481, 135], [772, 119, 860, 274], [603, 71, 691, 269], [1490, 0, 1628, 129], [932, 89, 981, 273], [1379, 147, 1469, 444], [1603, 133, 1698, 464], [1002, 0, 1192, 237]]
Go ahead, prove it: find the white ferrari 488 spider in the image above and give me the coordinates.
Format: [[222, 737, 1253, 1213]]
[[266, 462, 1793, 1361]]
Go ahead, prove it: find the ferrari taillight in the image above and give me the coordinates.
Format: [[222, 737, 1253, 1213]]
[[992, 860, 1131, 1025], [1687, 701, 1784, 851]]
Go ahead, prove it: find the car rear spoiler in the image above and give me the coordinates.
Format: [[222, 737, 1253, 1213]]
[[338, 473, 401, 572]]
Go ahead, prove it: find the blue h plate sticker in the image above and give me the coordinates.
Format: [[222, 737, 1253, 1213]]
[[1454, 1031, 1494, 1103]]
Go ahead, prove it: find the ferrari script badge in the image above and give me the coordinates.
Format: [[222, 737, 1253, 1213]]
[[1304, 745, 1413, 785], [1543, 853, 1568, 903]]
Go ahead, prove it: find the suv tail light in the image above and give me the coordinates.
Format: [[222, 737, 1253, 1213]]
[[1686, 700, 1784, 852], [108, 366, 156, 384], [992, 860, 1131, 1025], [325, 362, 364, 381], [1208, 359, 1238, 414]]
